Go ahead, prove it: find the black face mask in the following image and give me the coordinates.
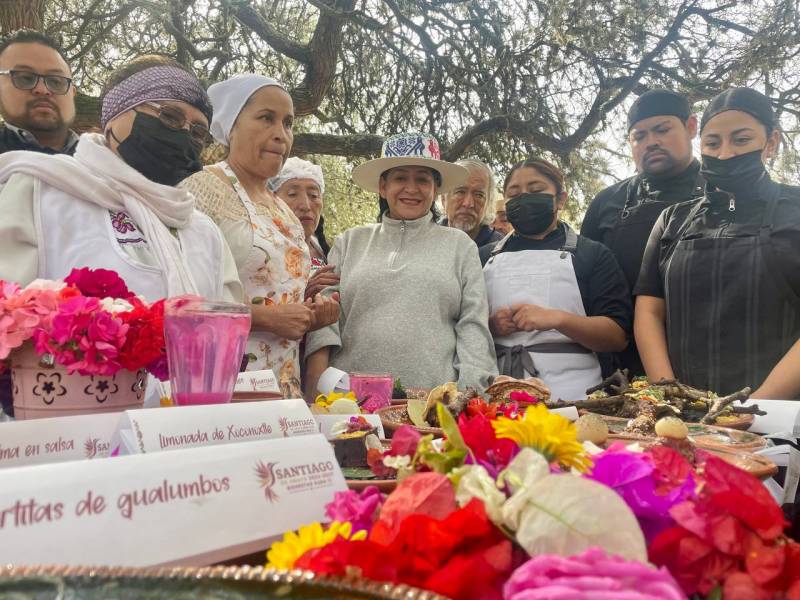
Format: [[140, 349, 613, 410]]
[[111, 112, 202, 186], [505, 192, 556, 235], [700, 149, 767, 193]]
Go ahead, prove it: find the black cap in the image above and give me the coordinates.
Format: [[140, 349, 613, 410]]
[[627, 89, 692, 131], [700, 87, 776, 133]]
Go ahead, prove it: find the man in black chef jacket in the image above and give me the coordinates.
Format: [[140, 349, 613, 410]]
[[580, 89, 704, 376]]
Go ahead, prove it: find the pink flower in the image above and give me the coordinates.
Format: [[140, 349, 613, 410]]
[[586, 444, 695, 543], [324, 486, 383, 533], [0, 282, 62, 359], [509, 390, 538, 404], [35, 295, 128, 375], [504, 547, 685, 600]]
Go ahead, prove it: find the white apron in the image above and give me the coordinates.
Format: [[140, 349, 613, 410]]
[[217, 162, 310, 398], [483, 225, 601, 400]]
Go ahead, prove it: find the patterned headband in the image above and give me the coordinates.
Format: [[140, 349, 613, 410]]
[[100, 65, 212, 129]]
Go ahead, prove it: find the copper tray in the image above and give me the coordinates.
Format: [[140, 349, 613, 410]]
[[594, 414, 766, 451], [0, 565, 445, 599], [376, 404, 443, 437]]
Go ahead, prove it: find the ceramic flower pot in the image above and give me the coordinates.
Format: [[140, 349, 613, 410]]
[[10, 344, 146, 420]]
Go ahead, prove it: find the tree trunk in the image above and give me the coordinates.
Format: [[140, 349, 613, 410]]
[[0, 0, 46, 33]]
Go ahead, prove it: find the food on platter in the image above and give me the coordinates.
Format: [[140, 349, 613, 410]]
[[486, 375, 551, 403], [391, 378, 406, 399], [651, 416, 695, 462], [574, 413, 609, 445], [310, 391, 360, 415], [331, 416, 380, 468], [551, 370, 765, 435]]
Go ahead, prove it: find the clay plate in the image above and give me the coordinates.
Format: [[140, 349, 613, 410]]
[[591, 414, 766, 451], [579, 409, 755, 432], [376, 404, 443, 437]]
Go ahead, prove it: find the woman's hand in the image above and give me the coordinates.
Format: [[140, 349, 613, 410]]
[[489, 307, 517, 337], [308, 292, 340, 330], [259, 303, 313, 340], [304, 265, 340, 300], [510, 303, 565, 332]]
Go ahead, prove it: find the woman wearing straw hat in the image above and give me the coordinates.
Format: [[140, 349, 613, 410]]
[[304, 132, 498, 397], [182, 74, 338, 398]]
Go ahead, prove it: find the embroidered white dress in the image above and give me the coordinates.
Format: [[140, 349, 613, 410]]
[[183, 162, 311, 398]]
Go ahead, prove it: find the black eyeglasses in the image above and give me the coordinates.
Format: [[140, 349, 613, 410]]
[[140, 101, 210, 147], [0, 70, 72, 95]]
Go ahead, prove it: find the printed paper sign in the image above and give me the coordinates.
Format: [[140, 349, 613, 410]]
[[741, 399, 800, 436], [113, 399, 318, 455], [0, 435, 347, 567], [235, 369, 280, 393], [0, 412, 122, 469], [315, 414, 385, 439]]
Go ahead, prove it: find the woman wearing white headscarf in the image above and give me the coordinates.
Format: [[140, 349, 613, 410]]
[[182, 74, 338, 398], [0, 55, 242, 302], [269, 157, 338, 299]]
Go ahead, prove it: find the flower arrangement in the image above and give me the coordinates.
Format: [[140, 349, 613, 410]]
[[0, 268, 166, 378], [267, 398, 800, 599]]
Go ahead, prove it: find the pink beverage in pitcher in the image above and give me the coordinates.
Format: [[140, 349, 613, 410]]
[[349, 373, 393, 413], [164, 296, 251, 406]]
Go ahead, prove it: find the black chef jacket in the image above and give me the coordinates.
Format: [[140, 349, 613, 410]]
[[580, 160, 704, 375], [635, 176, 800, 393]]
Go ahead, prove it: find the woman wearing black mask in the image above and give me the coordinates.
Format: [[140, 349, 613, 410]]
[[480, 158, 631, 400], [0, 55, 242, 304], [635, 87, 800, 396]]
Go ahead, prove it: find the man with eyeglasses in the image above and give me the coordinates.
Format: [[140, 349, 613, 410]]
[[0, 29, 77, 155], [441, 158, 503, 247]]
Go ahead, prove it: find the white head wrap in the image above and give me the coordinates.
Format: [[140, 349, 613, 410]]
[[207, 73, 285, 147], [268, 157, 325, 194]]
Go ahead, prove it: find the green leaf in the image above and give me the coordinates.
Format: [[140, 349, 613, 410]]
[[436, 402, 467, 453]]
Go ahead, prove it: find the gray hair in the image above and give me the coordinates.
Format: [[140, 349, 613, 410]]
[[453, 159, 496, 225]]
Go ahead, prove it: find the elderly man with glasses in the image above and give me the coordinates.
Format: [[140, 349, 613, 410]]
[[0, 29, 77, 155], [441, 158, 503, 247]]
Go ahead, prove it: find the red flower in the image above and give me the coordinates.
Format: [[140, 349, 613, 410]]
[[65, 267, 135, 299], [458, 411, 518, 471], [466, 397, 498, 418], [295, 539, 397, 582], [371, 472, 456, 544], [649, 454, 798, 596], [300, 499, 511, 600], [117, 298, 166, 374], [649, 444, 693, 494]]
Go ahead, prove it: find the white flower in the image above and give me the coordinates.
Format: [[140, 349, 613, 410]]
[[25, 279, 66, 291], [100, 297, 134, 314], [453, 465, 506, 524], [499, 449, 647, 562], [383, 454, 411, 470]]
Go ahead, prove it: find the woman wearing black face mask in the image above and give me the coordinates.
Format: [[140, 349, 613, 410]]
[[635, 87, 800, 397], [479, 158, 631, 400], [0, 55, 243, 304]]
